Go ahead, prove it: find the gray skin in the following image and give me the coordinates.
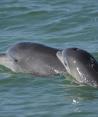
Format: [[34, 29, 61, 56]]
[[57, 48, 98, 87], [0, 42, 66, 76]]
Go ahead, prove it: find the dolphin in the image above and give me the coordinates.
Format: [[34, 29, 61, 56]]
[[57, 48, 98, 87], [0, 42, 65, 76]]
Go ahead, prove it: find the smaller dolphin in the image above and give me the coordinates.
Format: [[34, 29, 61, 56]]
[[57, 48, 98, 87], [0, 42, 65, 76]]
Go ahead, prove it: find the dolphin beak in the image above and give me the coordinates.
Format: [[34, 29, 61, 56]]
[[0, 53, 9, 65], [56, 51, 65, 66], [0, 53, 14, 71]]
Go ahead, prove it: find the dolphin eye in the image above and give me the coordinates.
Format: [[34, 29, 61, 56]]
[[14, 59, 18, 62], [64, 62, 67, 66], [89, 57, 98, 70]]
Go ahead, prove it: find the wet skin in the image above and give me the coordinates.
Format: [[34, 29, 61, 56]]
[[57, 48, 98, 87], [0, 42, 65, 76]]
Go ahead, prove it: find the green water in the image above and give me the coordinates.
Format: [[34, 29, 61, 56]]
[[0, 0, 98, 116]]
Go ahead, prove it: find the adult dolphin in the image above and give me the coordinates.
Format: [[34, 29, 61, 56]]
[[0, 42, 65, 76], [57, 48, 98, 87]]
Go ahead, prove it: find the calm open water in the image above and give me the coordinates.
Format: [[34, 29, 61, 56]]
[[0, 0, 98, 117]]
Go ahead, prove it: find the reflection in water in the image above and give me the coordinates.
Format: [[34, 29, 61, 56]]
[[62, 76, 98, 115]]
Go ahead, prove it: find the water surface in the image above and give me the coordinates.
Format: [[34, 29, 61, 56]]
[[0, 0, 98, 116]]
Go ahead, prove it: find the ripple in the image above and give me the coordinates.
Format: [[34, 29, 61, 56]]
[[0, 0, 98, 116]]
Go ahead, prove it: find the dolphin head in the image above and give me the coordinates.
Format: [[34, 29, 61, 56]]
[[0, 42, 34, 73], [57, 48, 98, 87]]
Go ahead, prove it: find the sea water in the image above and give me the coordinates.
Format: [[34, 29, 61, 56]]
[[0, 0, 98, 116]]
